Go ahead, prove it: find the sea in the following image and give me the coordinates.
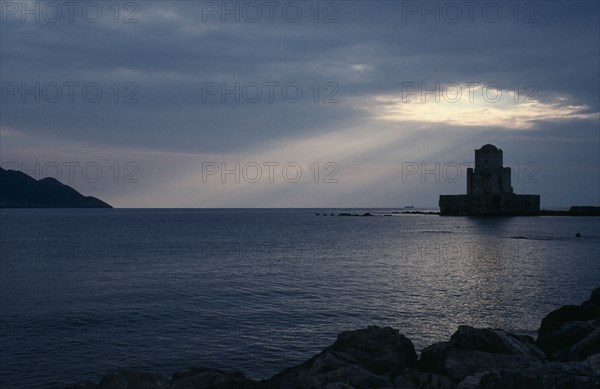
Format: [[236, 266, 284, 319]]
[[0, 208, 599, 388]]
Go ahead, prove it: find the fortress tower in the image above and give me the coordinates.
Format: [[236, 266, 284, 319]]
[[467, 144, 513, 195], [439, 145, 540, 215]]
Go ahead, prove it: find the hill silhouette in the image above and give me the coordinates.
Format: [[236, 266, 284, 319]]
[[0, 167, 112, 208]]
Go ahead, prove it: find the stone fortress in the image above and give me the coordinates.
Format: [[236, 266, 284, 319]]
[[439, 144, 540, 215]]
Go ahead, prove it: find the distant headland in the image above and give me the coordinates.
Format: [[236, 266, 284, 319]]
[[0, 167, 111, 208]]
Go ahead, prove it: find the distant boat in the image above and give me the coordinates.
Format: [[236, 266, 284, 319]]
[[404, 206, 415, 209]]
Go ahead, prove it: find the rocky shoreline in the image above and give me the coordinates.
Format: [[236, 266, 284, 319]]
[[315, 207, 600, 217], [65, 288, 599, 388]]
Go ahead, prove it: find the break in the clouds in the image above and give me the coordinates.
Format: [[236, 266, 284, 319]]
[[368, 85, 599, 129], [1, 1, 599, 207]]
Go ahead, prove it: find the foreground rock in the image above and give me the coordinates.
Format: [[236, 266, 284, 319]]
[[64, 289, 600, 389], [457, 357, 600, 388], [419, 326, 545, 382], [64, 368, 258, 389], [263, 326, 420, 388], [536, 287, 600, 361]]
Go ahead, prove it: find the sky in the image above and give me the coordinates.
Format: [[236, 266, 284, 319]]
[[1, 0, 599, 208]]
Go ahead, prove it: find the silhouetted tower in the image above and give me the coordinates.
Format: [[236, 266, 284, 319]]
[[466, 144, 513, 195]]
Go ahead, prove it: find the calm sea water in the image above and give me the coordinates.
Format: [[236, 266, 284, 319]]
[[1, 209, 599, 388]]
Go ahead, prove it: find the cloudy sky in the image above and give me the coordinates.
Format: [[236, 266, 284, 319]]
[[1, 0, 598, 207]]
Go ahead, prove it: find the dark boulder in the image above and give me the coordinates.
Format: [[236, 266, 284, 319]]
[[63, 368, 256, 389], [457, 359, 600, 389], [420, 326, 545, 382], [537, 288, 600, 361], [400, 371, 457, 389], [330, 326, 418, 374], [64, 370, 167, 389], [170, 368, 258, 389], [263, 326, 417, 388]]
